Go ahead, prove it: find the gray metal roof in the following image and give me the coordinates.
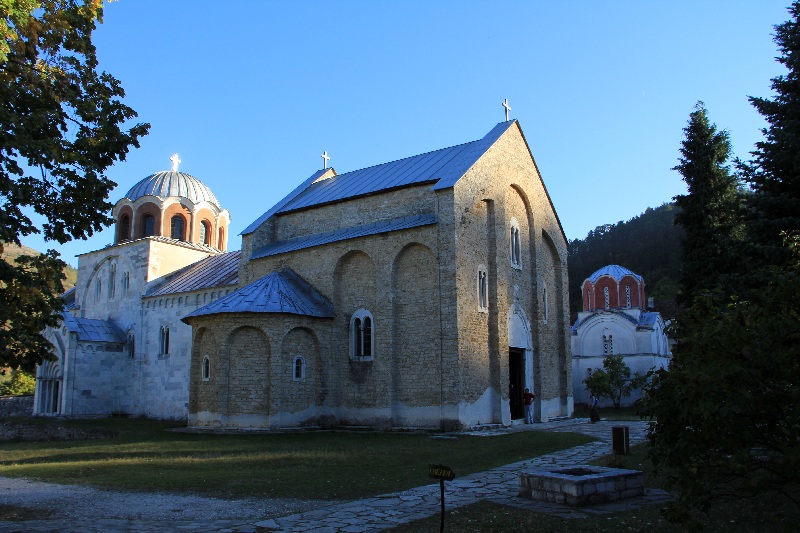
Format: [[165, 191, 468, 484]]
[[182, 268, 334, 322], [124, 171, 221, 208], [146, 251, 241, 297], [61, 314, 126, 343], [78, 235, 223, 258], [241, 121, 517, 235], [240, 168, 332, 236], [251, 213, 437, 260], [62, 287, 77, 311]]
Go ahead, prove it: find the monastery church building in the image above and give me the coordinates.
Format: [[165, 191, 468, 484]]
[[37, 118, 574, 430]]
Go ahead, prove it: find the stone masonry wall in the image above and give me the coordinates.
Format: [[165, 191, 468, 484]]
[[451, 122, 571, 422]]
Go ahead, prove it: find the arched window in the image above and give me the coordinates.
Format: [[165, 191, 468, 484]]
[[118, 215, 130, 243], [509, 218, 521, 268], [170, 215, 186, 241], [122, 272, 130, 294], [95, 278, 102, 301], [350, 309, 374, 359], [477, 267, 488, 312], [293, 356, 306, 381], [141, 214, 155, 237], [160, 326, 170, 355], [202, 356, 211, 381], [199, 220, 211, 245], [218, 227, 225, 250], [603, 287, 610, 309]]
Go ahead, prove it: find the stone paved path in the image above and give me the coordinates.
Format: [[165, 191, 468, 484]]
[[0, 418, 671, 532]]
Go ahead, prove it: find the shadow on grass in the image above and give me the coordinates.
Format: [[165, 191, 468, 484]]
[[0, 418, 594, 500]]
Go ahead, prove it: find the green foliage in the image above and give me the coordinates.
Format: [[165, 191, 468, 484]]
[[641, 6, 800, 524], [0, 1, 149, 371], [640, 246, 800, 526], [568, 203, 684, 321], [1, 242, 78, 291], [673, 102, 745, 306], [741, 2, 800, 267], [0, 368, 35, 396], [583, 354, 647, 409]]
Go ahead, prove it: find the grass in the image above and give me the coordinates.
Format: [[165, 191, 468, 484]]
[[0, 417, 593, 500], [388, 444, 800, 532]]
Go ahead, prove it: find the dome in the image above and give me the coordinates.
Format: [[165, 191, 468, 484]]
[[587, 264, 642, 283], [123, 171, 221, 208]]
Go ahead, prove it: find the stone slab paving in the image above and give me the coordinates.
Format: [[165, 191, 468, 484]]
[[0, 418, 671, 533]]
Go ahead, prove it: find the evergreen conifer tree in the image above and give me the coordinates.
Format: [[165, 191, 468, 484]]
[[743, 0, 800, 265], [673, 103, 743, 305]]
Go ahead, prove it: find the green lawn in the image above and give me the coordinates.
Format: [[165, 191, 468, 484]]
[[0, 418, 593, 500]]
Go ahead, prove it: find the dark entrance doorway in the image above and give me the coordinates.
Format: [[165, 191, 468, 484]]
[[509, 348, 525, 420]]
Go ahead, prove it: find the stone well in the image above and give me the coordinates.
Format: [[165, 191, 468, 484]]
[[519, 465, 644, 506]]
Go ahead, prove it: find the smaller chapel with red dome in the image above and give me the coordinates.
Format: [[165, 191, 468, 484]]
[[570, 265, 671, 407]]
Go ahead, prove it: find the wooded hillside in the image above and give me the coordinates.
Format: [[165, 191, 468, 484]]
[[567, 203, 683, 321], [1, 243, 77, 292]]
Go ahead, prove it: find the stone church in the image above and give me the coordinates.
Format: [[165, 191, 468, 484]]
[[35, 157, 239, 419], [570, 265, 671, 406], [183, 119, 573, 430]]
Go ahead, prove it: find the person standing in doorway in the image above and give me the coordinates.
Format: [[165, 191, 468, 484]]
[[523, 388, 536, 424], [589, 392, 600, 423]]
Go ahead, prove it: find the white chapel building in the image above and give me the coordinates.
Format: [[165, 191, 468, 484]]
[[570, 264, 670, 406], [35, 157, 239, 419]]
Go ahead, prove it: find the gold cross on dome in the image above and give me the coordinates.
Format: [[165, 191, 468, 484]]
[[170, 153, 181, 172]]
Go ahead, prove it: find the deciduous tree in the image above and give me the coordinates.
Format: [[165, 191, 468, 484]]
[[0, 0, 149, 371], [583, 354, 646, 409]]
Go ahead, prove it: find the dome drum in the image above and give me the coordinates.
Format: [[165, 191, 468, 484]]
[[582, 264, 646, 312], [113, 162, 230, 251]]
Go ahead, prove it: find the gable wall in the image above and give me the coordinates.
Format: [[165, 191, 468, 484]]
[[450, 123, 572, 423]]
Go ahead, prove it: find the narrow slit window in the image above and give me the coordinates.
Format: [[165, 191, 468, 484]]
[[477, 268, 488, 311], [293, 356, 305, 381]]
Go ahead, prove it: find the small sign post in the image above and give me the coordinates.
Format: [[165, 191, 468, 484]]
[[429, 464, 455, 533]]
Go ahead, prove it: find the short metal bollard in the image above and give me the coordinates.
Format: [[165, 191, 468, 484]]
[[612, 426, 630, 455]]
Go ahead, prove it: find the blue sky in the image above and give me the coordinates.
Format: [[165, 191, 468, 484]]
[[20, 1, 791, 265]]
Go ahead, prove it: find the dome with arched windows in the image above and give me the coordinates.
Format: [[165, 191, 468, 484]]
[[581, 264, 645, 312], [587, 264, 642, 284], [112, 155, 230, 251], [124, 171, 221, 208]]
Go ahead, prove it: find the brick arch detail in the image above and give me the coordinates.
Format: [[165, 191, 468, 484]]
[[390, 242, 440, 424], [116, 205, 134, 243], [133, 202, 162, 238], [224, 326, 271, 418]]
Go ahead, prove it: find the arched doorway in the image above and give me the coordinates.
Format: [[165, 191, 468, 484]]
[[508, 290, 534, 422]]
